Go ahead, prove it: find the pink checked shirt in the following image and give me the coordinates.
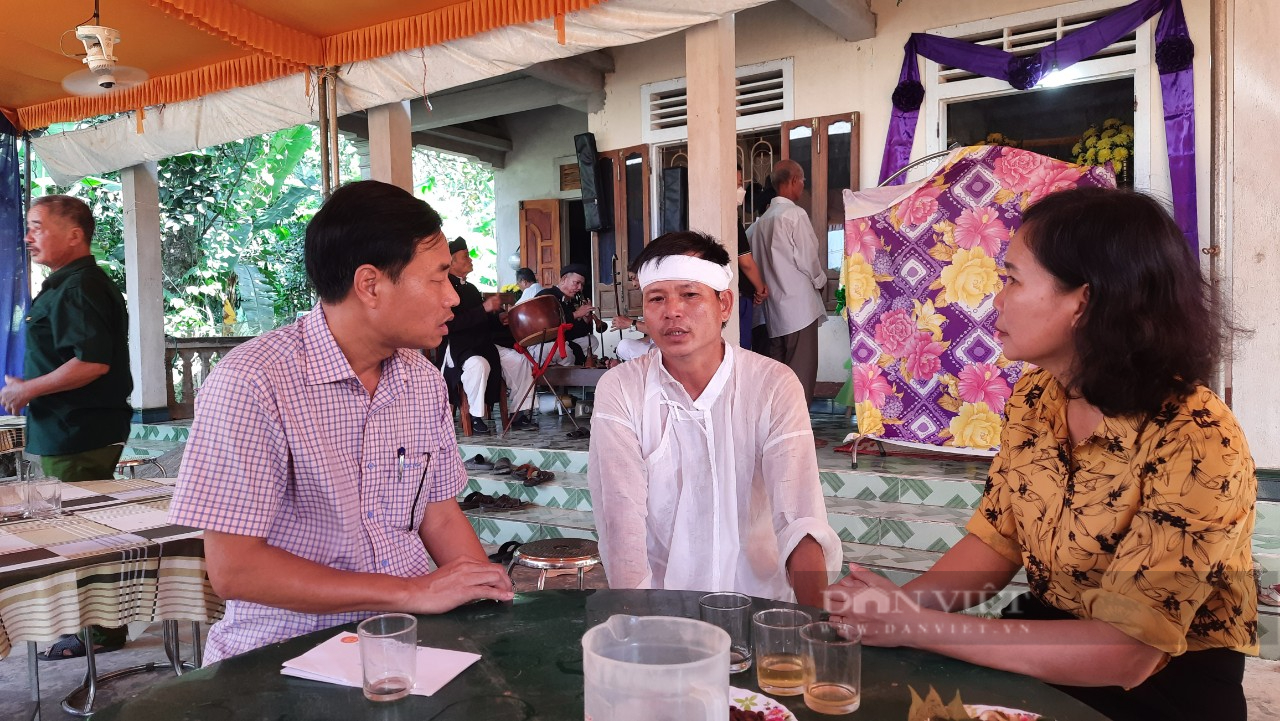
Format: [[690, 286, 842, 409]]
[[169, 306, 467, 663]]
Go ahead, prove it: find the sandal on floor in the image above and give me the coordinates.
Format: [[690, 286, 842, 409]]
[[565, 428, 591, 440], [458, 491, 494, 510], [488, 540, 522, 565], [491, 458, 514, 475], [38, 633, 124, 662], [522, 468, 555, 487], [463, 455, 494, 471], [480, 494, 529, 511], [1261, 584, 1280, 607]]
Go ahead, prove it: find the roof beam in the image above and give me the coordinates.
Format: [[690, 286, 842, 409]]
[[419, 125, 513, 153], [521, 51, 614, 95], [337, 115, 507, 168], [789, 0, 876, 42], [411, 76, 594, 130]]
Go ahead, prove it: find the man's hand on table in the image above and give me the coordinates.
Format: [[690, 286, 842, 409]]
[[402, 556, 515, 613]]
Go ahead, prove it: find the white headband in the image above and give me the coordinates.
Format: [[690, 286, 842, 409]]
[[635, 254, 733, 292]]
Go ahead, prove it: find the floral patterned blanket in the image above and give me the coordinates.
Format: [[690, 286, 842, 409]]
[[840, 146, 1114, 453]]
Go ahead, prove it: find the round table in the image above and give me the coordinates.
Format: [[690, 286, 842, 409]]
[[93, 589, 1110, 720]]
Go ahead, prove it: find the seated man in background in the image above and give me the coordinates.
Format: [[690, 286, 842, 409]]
[[587, 231, 840, 606], [530, 264, 605, 366], [438, 237, 537, 432], [514, 267, 543, 305], [170, 181, 513, 664]]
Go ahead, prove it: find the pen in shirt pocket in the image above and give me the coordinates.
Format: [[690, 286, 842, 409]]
[[408, 451, 432, 530]]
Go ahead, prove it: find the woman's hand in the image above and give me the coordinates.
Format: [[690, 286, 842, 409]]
[[823, 563, 923, 647]]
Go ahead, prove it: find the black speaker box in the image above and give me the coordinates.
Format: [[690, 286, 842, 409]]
[[660, 166, 688, 235], [574, 132, 613, 232]]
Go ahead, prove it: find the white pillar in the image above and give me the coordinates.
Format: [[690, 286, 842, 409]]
[[367, 101, 414, 191], [1228, 0, 1280, 466], [685, 17, 739, 346], [121, 163, 168, 421]]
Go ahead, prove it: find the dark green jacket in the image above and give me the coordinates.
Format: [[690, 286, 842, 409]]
[[23, 256, 133, 456]]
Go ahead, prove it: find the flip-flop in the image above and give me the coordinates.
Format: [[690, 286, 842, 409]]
[[488, 540, 522, 565], [458, 491, 494, 510], [38, 633, 124, 662], [522, 468, 555, 487], [491, 458, 514, 475], [480, 494, 530, 510], [565, 428, 591, 440], [463, 455, 494, 471]]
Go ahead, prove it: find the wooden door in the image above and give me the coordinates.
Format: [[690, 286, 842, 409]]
[[594, 143, 650, 318], [520, 199, 561, 288], [781, 112, 859, 311]]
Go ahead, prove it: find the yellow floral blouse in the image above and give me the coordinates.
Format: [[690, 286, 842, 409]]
[[966, 368, 1258, 657]]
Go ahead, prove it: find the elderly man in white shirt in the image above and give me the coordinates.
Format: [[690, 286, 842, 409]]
[[587, 230, 840, 606], [748, 158, 827, 408]]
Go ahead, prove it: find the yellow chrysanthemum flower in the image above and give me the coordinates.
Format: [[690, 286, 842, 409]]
[[1097, 148, 1113, 162], [1113, 147, 1130, 161]]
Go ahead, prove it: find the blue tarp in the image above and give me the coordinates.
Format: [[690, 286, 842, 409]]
[[0, 116, 28, 382]]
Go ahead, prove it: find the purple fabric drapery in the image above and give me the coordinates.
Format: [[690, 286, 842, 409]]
[[878, 0, 1198, 251], [0, 116, 26, 383]]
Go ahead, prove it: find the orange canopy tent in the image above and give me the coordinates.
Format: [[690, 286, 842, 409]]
[[0, 0, 601, 132]]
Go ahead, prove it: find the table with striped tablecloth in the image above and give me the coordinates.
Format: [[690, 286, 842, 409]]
[[0, 478, 222, 659]]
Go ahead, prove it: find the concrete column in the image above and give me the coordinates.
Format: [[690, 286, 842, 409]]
[[121, 163, 169, 422], [1228, 0, 1280, 467], [367, 101, 414, 191], [685, 17, 739, 346]]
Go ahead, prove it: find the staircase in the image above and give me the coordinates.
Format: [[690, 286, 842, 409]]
[[456, 438, 1280, 660]]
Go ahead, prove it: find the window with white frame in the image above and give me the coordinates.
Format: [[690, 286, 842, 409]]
[[921, 0, 1153, 189], [640, 58, 794, 145]]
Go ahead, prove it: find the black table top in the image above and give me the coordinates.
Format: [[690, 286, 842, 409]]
[[95, 589, 1109, 720]]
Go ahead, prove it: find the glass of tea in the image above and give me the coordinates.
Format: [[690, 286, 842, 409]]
[[799, 621, 861, 715], [751, 608, 813, 696]]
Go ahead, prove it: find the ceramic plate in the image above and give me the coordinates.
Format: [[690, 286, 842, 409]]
[[964, 704, 1042, 721], [729, 686, 798, 721]]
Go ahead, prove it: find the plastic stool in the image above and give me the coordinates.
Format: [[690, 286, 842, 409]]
[[506, 538, 600, 591]]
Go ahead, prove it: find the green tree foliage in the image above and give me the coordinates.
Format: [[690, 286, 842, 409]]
[[24, 125, 496, 336], [413, 148, 496, 289]]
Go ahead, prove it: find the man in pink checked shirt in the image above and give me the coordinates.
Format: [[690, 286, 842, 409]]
[[169, 181, 513, 664]]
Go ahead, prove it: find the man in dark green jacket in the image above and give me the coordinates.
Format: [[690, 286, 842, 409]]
[[0, 195, 133, 658], [1, 195, 132, 480]]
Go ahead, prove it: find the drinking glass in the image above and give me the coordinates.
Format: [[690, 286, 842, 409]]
[[751, 608, 812, 696], [25, 477, 61, 519], [800, 621, 861, 715], [357, 613, 417, 702], [699, 592, 753, 673]]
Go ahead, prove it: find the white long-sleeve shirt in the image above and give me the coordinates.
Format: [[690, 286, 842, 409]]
[[747, 196, 828, 338], [587, 342, 841, 602]]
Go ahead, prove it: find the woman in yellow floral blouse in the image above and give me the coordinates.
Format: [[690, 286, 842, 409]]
[[826, 188, 1256, 721]]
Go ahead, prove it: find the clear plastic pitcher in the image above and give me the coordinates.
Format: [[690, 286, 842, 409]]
[[582, 614, 729, 721]]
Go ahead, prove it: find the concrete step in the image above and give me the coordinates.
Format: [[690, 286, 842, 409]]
[[461, 469, 593, 511]]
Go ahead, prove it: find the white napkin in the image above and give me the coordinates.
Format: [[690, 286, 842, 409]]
[[281, 631, 481, 696]]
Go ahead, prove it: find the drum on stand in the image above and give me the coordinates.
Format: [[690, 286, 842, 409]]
[[508, 295, 565, 348]]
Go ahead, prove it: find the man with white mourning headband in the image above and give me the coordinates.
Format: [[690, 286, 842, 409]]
[[587, 231, 840, 605]]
